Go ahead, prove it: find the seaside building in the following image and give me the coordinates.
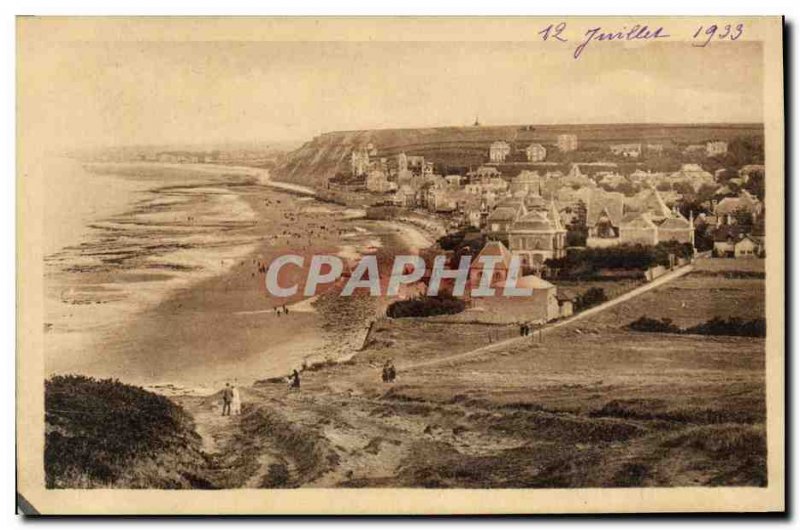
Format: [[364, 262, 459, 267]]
[[444, 174, 462, 188], [712, 225, 748, 257], [393, 185, 417, 208], [466, 272, 562, 325], [351, 148, 370, 177], [610, 143, 642, 158], [618, 212, 694, 247], [489, 141, 512, 163], [485, 197, 527, 242], [507, 201, 567, 272], [525, 143, 547, 162], [586, 190, 625, 246], [468, 240, 512, 290], [366, 169, 395, 193], [406, 155, 426, 176], [645, 143, 664, 154], [666, 164, 715, 192], [510, 170, 542, 195], [597, 173, 630, 189], [706, 141, 728, 157], [714, 190, 763, 221], [577, 187, 695, 248], [397, 152, 408, 172], [556, 134, 578, 152], [618, 213, 660, 246], [467, 165, 502, 183]]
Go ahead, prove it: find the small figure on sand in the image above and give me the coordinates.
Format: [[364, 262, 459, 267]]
[[381, 360, 396, 383], [231, 383, 242, 416], [221, 383, 233, 416], [287, 369, 301, 390]]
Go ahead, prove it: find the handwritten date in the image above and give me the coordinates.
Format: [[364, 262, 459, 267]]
[[537, 22, 745, 59], [692, 24, 744, 47]]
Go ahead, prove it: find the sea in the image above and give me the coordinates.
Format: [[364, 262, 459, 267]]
[[42, 158, 266, 383]]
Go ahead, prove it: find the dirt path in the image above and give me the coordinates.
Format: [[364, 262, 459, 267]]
[[398, 264, 695, 373], [177, 263, 709, 488]]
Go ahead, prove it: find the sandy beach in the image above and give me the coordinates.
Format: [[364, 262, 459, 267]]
[[43, 161, 427, 389]]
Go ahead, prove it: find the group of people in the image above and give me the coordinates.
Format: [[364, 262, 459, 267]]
[[274, 304, 290, 316], [221, 368, 301, 415], [381, 360, 397, 383], [519, 323, 534, 337], [220, 383, 242, 416]]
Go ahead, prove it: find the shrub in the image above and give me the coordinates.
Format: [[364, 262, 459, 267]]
[[627, 316, 766, 338], [686, 317, 766, 338], [574, 287, 607, 311], [546, 242, 693, 279], [45, 375, 208, 488], [386, 294, 466, 318], [627, 316, 682, 334]]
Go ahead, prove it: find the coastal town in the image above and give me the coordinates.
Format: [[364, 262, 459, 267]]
[[46, 123, 768, 490], [35, 121, 776, 502], [308, 128, 766, 328], [78, 124, 767, 344]]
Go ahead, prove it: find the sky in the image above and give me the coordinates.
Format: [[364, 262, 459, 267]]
[[19, 39, 764, 150]]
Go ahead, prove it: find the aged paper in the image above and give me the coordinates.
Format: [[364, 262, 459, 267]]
[[17, 16, 784, 514]]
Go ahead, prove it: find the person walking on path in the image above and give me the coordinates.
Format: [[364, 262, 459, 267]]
[[231, 384, 242, 415], [288, 369, 301, 390], [221, 383, 233, 416], [381, 360, 397, 383]]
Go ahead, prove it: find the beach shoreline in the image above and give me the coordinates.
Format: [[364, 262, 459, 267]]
[[45, 161, 434, 391]]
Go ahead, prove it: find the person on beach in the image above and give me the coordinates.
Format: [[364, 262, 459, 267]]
[[221, 383, 233, 416], [231, 384, 242, 415]]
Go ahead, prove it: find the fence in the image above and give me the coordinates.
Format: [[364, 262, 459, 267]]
[[645, 265, 668, 282]]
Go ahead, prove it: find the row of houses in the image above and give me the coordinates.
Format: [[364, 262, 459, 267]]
[[488, 138, 727, 164], [578, 186, 695, 248], [683, 140, 729, 158], [486, 134, 578, 164], [488, 141, 548, 163]]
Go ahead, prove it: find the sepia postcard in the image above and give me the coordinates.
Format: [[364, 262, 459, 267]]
[[16, 16, 785, 515]]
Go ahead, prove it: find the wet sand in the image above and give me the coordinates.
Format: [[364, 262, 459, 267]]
[[45, 162, 425, 389]]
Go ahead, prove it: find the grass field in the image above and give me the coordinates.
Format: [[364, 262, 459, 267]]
[[580, 260, 765, 330], [348, 259, 767, 487]]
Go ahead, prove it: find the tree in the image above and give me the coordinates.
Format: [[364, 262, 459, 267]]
[[744, 169, 765, 201], [732, 207, 755, 230], [715, 168, 739, 184]]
